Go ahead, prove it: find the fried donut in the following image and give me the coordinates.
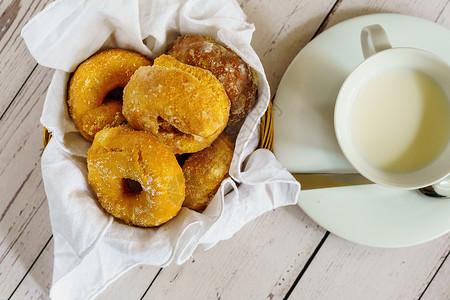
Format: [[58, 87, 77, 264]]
[[87, 126, 185, 227], [123, 55, 230, 154], [168, 35, 258, 125], [182, 132, 234, 212], [68, 48, 152, 141]]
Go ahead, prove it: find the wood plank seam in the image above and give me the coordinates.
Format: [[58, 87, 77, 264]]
[[139, 268, 163, 300], [0, 170, 33, 224], [7, 235, 53, 300], [0, 64, 37, 121], [417, 249, 450, 299], [278, 1, 343, 297], [435, 0, 450, 22], [283, 231, 330, 299], [313, 0, 343, 36], [0, 189, 46, 263]]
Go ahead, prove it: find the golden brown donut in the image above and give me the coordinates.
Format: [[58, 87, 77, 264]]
[[87, 126, 185, 227], [182, 132, 234, 212], [122, 55, 230, 154], [167, 35, 258, 125], [68, 48, 152, 141]]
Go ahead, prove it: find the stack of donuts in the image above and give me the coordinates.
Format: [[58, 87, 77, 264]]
[[67, 35, 258, 227]]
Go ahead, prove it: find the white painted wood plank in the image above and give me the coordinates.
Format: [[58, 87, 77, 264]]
[[10, 238, 54, 300], [9, 239, 162, 300], [142, 206, 325, 300], [13, 208, 323, 300], [288, 233, 450, 300], [0, 167, 52, 298], [95, 265, 161, 300], [421, 252, 450, 300], [436, 2, 450, 27], [242, 0, 337, 95], [324, 0, 450, 30], [12, 246, 163, 300], [0, 0, 53, 115], [0, 65, 52, 222], [0, 65, 53, 297]]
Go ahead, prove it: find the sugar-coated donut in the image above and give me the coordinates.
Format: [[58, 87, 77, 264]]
[[168, 35, 258, 125], [122, 55, 230, 154], [182, 132, 234, 212], [87, 126, 185, 227], [68, 48, 152, 141]]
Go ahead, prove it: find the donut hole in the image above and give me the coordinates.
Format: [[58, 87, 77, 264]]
[[105, 87, 124, 102], [122, 178, 143, 194]]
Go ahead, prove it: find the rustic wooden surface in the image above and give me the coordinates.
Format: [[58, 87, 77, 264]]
[[1, 0, 449, 299]]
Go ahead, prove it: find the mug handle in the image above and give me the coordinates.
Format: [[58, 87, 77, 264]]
[[361, 24, 392, 59]]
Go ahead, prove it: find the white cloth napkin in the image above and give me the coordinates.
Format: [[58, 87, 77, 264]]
[[22, 0, 300, 299]]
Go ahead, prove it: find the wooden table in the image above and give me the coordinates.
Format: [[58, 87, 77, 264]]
[[2, 0, 449, 299]]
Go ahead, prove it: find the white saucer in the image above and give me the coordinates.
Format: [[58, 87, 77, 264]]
[[273, 13, 450, 247]]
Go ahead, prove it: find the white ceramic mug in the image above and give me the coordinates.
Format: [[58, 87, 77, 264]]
[[335, 24, 450, 195]]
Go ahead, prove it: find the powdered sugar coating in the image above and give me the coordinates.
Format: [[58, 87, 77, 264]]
[[87, 126, 185, 227], [168, 35, 258, 125], [68, 48, 152, 141], [122, 55, 230, 154], [182, 132, 234, 212]]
